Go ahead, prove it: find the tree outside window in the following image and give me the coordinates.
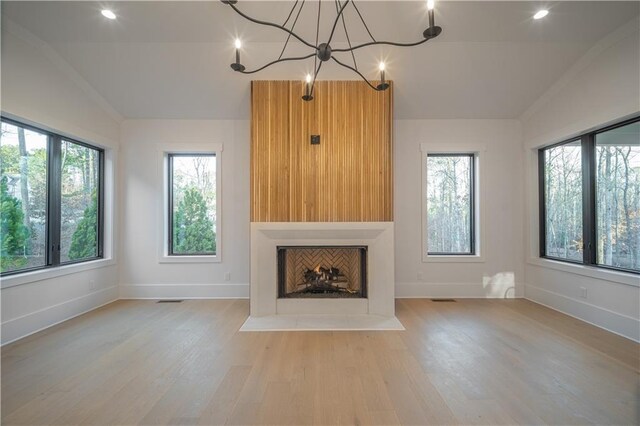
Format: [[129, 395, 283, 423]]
[[169, 154, 217, 255]]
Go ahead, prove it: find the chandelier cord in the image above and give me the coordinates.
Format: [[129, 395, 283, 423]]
[[228, 2, 316, 49], [335, 0, 358, 70], [326, 0, 351, 47], [281, 0, 299, 27], [278, 0, 306, 60], [313, 0, 321, 80], [351, 0, 376, 43]]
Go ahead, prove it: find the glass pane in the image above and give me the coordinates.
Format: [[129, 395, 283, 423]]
[[60, 140, 100, 262], [595, 122, 640, 272], [171, 155, 216, 255], [426, 155, 473, 254], [544, 141, 583, 261], [0, 122, 48, 273]]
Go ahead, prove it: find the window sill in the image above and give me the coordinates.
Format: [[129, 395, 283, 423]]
[[159, 255, 221, 264], [0, 258, 116, 289], [422, 254, 485, 263], [527, 257, 639, 287]]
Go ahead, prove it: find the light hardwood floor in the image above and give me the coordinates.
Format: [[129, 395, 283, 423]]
[[2, 299, 638, 425]]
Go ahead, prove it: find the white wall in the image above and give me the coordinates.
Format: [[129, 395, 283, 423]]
[[118, 120, 250, 298], [521, 19, 640, 341], [394, 119, 525, 298], [121, 118, 525, 302], [1, 25, 121, 344]]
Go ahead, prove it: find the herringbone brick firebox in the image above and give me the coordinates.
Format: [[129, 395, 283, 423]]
[[277, 246, 367, 299]]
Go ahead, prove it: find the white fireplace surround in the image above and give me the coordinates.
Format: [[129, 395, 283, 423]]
[[249, 222, 396, 318]]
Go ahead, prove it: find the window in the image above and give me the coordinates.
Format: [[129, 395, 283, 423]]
[[541, 140, 583, 262], [60, 140, 101, 262], [0, 118, 104, 275], [168, 154, 217, 256], [426, 154, 475, 255], [539, 117, 639, 274], [0, 121, 48, 273]]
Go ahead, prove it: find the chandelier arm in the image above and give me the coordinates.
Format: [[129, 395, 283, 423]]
[[237, 53, 316, 74], [326, 0, 351, 46], [227, 2, 317, 50], [278, 0, 306, 60], [331, 56, 380, 91], [351, 0, 376, 42], [310, 61, 323, 97], [332, 37, 432, 53]]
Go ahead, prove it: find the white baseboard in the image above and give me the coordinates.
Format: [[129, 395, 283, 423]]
[[6, 282, 634, 346], [525, 283, 640, 342], [395, 282, 524, 299], [1, 285, 118, 345], [119, 283, 250, 299]]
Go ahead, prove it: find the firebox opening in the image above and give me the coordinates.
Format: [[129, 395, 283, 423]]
[[277, 246, 367, 299]]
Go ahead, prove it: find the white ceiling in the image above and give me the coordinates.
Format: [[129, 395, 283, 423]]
[[2, 1, 639, 119]]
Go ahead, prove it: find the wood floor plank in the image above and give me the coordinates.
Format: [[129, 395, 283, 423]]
[[2, 299, 638, 426]]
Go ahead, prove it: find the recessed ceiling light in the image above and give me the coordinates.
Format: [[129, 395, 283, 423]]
[[101, 9, 116, 20], [533, 10, 549, 20]]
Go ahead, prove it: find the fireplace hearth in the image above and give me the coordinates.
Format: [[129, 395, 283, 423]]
[[277, 246, 367, 299]]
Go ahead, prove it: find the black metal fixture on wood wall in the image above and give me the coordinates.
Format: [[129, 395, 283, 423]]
[[221, 0, 442, 101]]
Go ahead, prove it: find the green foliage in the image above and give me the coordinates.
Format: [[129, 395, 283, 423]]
[[0, 145, 20, 175], [68, 192, 98, 260], [173, 187, 216, 254], [0, 177, 29, 271]]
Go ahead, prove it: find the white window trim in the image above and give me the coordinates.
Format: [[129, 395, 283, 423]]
[[1, 145, 118, 289], [157, 143, 223, 264], [420, 142, 486, 263]]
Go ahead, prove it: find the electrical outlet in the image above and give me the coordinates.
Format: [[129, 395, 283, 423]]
[[417, 271, 423, 281], [224, 272, 231, 281], [580, 286, 587, 299]]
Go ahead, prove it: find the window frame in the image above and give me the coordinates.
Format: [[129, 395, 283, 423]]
[[538, 116, 640, 275], [0, 116, 105, 277], [159, 145, 222, 264], [421, 144, 485, 263], [167, 153, 218, 257], [425, 153, 476, 256]]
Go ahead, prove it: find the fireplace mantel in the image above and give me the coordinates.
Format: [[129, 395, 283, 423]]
[[250, 222, 396, 318]]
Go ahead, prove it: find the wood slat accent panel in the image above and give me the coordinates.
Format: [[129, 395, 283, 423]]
[[251, 80, 393, 222]]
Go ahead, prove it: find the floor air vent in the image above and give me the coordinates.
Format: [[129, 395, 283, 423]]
[[157, 300, 184, 303], [431, 298, 456, 302]]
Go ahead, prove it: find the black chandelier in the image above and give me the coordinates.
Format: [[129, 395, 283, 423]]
[[221, 0, 442, 101]]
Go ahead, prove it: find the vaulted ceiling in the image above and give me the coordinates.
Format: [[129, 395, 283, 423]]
[[2, 1, 639, 119]]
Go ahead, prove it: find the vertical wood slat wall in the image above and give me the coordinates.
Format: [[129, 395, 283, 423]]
[[251, 80, 393, 222]]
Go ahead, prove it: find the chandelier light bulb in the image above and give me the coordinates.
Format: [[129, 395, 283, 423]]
[[378, 61, 387, 91], [231, 37, 245, 71], [427, 0, 435, 11], [303, 74, 313, 101], [101, 9, 116, 20], [533, 10, 549, 19]]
